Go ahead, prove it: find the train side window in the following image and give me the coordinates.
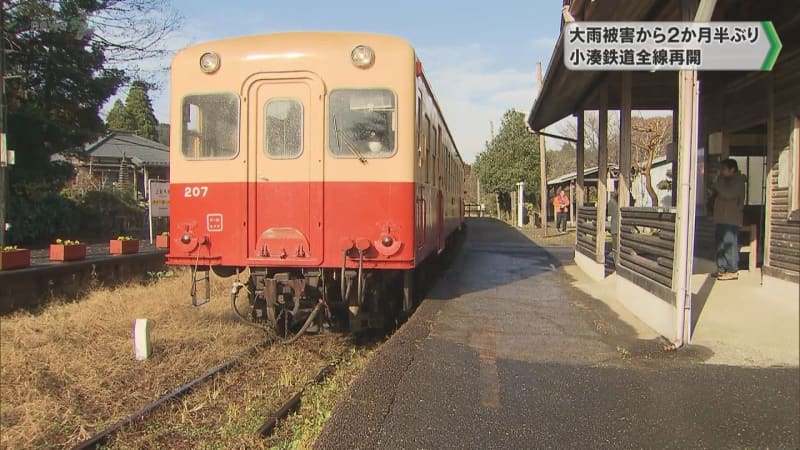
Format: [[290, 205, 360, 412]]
[[181, 93, 239, 159], [328, 89, 396, 158], [424, 115, 431, 183], [265, 98, 303, 159]]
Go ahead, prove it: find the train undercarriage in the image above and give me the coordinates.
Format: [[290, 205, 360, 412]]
[[187, 227, 464, 343]]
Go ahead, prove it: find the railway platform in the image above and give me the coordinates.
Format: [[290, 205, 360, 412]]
[[315, 217, 798, 449], [0, 241, 167, 314]]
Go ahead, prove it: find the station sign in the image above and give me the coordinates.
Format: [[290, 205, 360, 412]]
[[149, 181, 170, 217]]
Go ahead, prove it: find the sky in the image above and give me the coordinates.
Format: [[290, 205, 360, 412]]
[[123, 0, 565, 164]]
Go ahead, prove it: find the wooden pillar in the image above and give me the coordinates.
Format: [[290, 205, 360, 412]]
[[618, 72, 632, 262], [570, 181, 576, 224], [595, 82, 609, 263], [764, 74, 774, 267], [672, 107, 679, 207], [537, 63, 548, 235], [576, 111, 585, 207], [619, 72, 632, 209]]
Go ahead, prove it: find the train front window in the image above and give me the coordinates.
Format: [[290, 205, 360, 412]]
[[328, 89, 396, 158], [265, 99, 303, 159], [181, 93, 239, 159]]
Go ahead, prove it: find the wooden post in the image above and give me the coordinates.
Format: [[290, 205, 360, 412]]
[[537, 63, 548, 236], [618, 72, 632, 262], [619, 73, 632, 209], [595, 83, 609, 263], [576, 111, 585, 207], [672, 107, 679, 207], [764, 74, 774, 267], [570, 181, 576, 225]]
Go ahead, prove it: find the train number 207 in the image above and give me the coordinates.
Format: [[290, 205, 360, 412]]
[[184, 186, 209, 198]]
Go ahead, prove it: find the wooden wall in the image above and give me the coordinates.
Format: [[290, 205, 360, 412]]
[[766, 117, 800, 280]]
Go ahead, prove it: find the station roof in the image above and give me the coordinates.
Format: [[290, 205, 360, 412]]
[[528, 0, 679, 131]]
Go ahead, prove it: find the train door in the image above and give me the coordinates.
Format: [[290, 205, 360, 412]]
[[246, 73, 325, 264]]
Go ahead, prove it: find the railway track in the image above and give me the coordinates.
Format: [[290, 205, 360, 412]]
[[69, 333, 360, 449]]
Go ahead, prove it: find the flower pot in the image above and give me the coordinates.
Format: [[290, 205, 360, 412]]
[[0, 249, 31, 271], [155, 235, 170, 249], [50, 243, 87, 261], [110, 239, 139, 255]]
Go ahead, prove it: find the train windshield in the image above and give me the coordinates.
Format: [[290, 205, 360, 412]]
[[181, 93, 239, 159], [328, 89, 396, 158]]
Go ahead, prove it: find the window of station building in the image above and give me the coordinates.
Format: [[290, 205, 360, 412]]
[[265, 98, 303, 159], [328, 89, 396, 159], [181, 93, 239, 159]]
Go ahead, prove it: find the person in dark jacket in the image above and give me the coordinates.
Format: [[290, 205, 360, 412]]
[[709, 158, 747, 280]]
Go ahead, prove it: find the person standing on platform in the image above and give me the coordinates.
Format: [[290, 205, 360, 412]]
[[709, 158, 747, 281], [552, 188, 570, 233]]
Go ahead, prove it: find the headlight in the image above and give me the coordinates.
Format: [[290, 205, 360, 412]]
[[199, 52, 221, 74], [351, 45, 375, 68]]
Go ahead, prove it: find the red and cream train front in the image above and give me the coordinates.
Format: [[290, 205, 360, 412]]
[[167, 32, 464, 336]]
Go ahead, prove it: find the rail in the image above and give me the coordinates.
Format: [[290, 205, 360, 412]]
[[618, 207, 676, 289]]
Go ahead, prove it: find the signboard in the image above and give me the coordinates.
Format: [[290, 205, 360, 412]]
[[149, 181, 170, 217], [148, 180, 169, 244], [565, 21, 782, 71]]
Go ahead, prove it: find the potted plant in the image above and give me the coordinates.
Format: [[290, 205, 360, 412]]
[[110, 236, 139, 255], [1, 245, 31, 271], [155, 231, 170, 249], [49, 238, 87, 261]]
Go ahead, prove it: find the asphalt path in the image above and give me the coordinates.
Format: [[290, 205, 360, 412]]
[[315, 218, 799, 449]]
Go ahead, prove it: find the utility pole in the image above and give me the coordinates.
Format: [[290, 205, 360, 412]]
[[0, 2, 8, 248], [536, 62, 548, 236]]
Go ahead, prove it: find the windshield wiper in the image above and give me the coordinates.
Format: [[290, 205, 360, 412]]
[[333, 115, 367, 164]]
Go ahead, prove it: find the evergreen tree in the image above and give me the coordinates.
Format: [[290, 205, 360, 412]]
[[5, 0, 126, 176], [106, 99, 136, 132], [124, 81, 159, 141], [473, 110, 541, 205]]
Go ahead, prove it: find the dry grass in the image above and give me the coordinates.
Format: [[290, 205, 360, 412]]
[[0, 270, 359, 448], [266, 344, 379, 449], [518, 223, 578, 247]]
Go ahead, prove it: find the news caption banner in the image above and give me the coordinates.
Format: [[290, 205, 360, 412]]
[[564, 22, 782, 71]]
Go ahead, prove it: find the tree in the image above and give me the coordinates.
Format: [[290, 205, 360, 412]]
[[558, 111, 620, 166], [4, 0, 181, 171], [3, 0, 181, 244], [105, 99, 136, 131], [124, 80, 159, 141], [631, 115, 672, 206], [473, 110, 540, 215]]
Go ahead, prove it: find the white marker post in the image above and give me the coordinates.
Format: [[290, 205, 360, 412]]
[[516, 182, 525, 227], [133, 319, 152, 360]]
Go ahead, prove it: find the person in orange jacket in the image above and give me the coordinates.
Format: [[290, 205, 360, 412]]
[[552, 188, 570, 232]]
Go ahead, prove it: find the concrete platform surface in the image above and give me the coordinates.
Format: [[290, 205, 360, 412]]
[[315, 218, 799, 449]]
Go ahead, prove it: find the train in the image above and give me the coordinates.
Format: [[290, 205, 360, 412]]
[[167, 32, 465, 340]]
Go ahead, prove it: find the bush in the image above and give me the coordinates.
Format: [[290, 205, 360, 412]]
[[8, 193, 81, 245]]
